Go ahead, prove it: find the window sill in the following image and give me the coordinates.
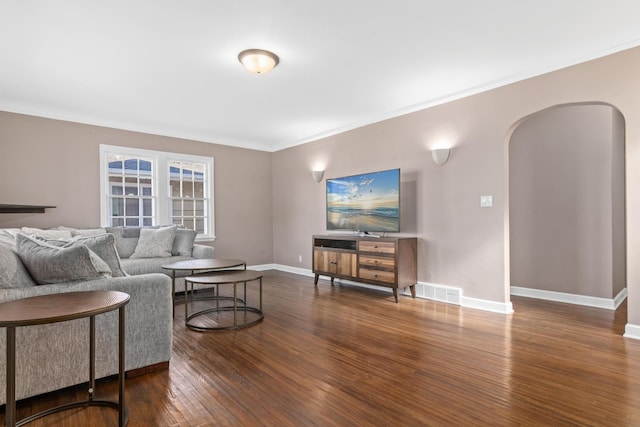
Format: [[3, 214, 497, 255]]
[[195, 235, 216, 243]]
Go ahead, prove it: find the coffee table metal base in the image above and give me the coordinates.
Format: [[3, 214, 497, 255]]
[[182, 283, 245, 307], [187, 306, 264, 332], [161, 259, 247, 318], [185, 270, 264, 331]]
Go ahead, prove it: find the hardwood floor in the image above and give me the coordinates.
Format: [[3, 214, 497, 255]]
[[3, 270, 640, 426]]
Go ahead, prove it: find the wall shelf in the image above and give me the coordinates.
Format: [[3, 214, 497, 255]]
[[0, 204, 56, 214]]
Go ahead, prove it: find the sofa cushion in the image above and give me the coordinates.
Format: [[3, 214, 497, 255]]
[[172, 228, 198, 257], [0, 231, 36, 288], [73, 228, 107, 237], [21, 227, 73, 239], [37, 233, 126, 277], [130, 225, 177, 259], [120, 255, 194, 276], [16, 234, 112, 285], [54, 226, 106, 237]]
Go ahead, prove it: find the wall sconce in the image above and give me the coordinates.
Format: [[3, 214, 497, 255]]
[[312, 170, 325, 183], [238, 49, 279, 74], [431, 148, 451, 166]]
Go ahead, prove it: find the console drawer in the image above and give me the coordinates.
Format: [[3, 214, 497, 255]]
[[358, 241, 395, 254], [359, 268, 395, 284], [359, 255, 395, 269]]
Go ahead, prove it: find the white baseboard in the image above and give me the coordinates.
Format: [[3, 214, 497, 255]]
[[461, 297, 514, 314], [246, 263, 275, 271], [249, 263, 315, 277], [407, 282, 461, 305], [510, 286, 627, 310], [267, 264, 514, 314], [624, 324, 640, 340], [407, 282, 514, 314], [614, 288, 628, 308]]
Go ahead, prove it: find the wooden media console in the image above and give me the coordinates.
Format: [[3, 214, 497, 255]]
[[312, 235, 417, 303]]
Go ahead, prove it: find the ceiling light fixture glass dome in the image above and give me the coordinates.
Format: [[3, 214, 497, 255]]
[[238, 49, 279, 74]]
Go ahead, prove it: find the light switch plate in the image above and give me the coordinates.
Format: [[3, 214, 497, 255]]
[[480, 195, 493, 208]]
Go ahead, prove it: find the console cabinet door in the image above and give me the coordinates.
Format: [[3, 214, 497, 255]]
[[313, 249, 356, 278], [335, 252, 356, 278], [314, 249, 332, 274]]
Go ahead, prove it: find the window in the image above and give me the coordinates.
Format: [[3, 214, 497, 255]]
[[100, 145, 215, 240], [105, 154, 154, 227], [169, 160, 208, 233]]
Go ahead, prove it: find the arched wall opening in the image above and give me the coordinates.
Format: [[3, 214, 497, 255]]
[[506, 103, 626, 310]]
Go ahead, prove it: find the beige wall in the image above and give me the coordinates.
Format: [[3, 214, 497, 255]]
[[2, 46, 640, 326], [0, 112, 274, 264], [272, 46, 640, 318], [509, 104, 624, 299]]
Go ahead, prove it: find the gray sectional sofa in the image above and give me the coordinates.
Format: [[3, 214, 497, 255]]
[[0, 225, 214, 404]]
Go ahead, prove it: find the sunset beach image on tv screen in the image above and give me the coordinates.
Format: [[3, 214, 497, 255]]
[[326, 168, 400, 232]]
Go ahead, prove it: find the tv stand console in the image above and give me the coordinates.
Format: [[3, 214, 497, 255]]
[[312, 235, 417, 303]]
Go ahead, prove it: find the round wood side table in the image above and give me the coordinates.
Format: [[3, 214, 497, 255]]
[[0, 291, 130, 427]]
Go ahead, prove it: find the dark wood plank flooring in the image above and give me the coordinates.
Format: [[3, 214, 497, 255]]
[[3, 270, 640, 426]]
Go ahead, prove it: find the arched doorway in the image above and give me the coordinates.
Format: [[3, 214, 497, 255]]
[[508, 103, 626, 310]]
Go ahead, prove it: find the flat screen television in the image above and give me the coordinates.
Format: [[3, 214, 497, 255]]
[[326, 168, 400, 233]]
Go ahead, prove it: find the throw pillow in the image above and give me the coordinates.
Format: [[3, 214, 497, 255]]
[[172, 228, 198, 256], [38, 233, 126, 277], [105, 226, 139, 259], [129, 225, 177, 259], [21, 227, 73, 240], [0, 232, 37, 288], [120, 225, 179, 238], [16, 234, 112, 285], [106, 225, 181, 258]]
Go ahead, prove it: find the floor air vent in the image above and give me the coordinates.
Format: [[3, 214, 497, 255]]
[[409, 283, 462, 305]]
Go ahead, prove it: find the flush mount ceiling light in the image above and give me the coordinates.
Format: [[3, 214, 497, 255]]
[[238, 49, 279, 74]]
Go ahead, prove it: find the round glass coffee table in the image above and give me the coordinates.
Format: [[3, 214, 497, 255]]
[[184, 270, 264, 331], [162, 258, 246, 317]]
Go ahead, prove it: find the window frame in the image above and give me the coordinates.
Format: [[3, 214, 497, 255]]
[[99, 144, 216, 241], [104, 152, 156, 227], [168, 159, 209, 235]]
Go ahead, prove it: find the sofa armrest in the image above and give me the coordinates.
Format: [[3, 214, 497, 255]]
[[0, 274, 169, 304], [0, 274, 172, 404], [193, 243, 215, 259]]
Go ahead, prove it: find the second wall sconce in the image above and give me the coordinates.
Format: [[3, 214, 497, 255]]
[[312, 170, 325, 183], [431, 148, 451, 166]]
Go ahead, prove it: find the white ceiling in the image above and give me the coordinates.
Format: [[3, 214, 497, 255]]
[[1, 1, 640, 152]]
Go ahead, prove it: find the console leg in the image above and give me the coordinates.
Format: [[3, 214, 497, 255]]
[[314, 274, 319, 285], [410, 285, 416, 298], [393, 288, 399, 303], [330, 277, 334, 286]]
